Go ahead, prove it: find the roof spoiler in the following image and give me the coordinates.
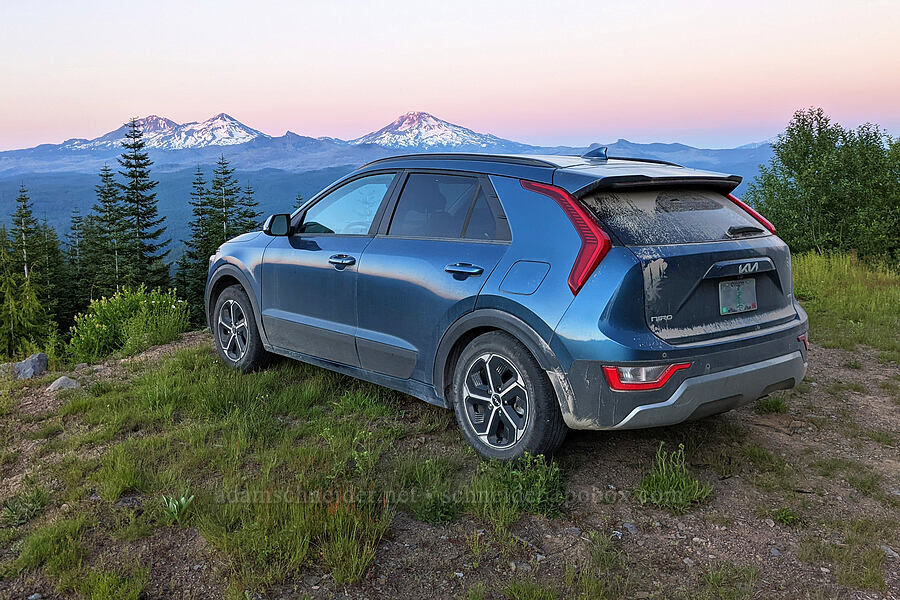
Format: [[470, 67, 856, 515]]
[[572, 174, 743, 198]]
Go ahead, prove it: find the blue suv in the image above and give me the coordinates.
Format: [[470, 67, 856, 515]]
[[206, 152, 808, 459]]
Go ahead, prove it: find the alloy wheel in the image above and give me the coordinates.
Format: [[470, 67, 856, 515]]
[[218, 299, 249, 362], [462, 353, 529, 448]]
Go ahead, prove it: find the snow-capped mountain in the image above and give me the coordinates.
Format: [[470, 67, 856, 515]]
[[66, 113, 267, 151], [351, 111, 519, 150]]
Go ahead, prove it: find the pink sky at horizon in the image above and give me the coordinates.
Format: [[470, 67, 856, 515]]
[[1, 0, 899, 151]]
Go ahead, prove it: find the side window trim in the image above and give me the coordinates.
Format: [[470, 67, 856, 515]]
[[379, 169, 510, 242], [291, 170, 400, 237]]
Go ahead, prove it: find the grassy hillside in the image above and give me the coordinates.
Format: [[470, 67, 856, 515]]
[[0, 253, 897, 599]]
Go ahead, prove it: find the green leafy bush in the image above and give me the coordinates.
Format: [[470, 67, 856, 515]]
[[66, 287, 189, 363]]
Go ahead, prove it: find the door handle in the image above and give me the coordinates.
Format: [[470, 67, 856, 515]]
[[445, 263, 484, 276], [328, 254, 356, 267]]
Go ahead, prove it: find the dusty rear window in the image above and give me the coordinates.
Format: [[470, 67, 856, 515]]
[[580, 188, 769, 245]]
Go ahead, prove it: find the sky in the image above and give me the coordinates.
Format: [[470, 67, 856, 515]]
[[1, 0, 899, 151]]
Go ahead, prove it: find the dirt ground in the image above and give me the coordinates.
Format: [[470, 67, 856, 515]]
[[1, 337, 898, 600]]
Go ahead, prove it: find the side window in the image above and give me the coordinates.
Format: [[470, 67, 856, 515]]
[[297, 173, 395, 235], [462, 187, 509, 240], [388, 174, 479, 238]]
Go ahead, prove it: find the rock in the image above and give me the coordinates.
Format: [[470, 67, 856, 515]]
[[60, 503, 70, 513], [114, 496, 143, 510], [623, 522, 638, 535], [48, 376, 80, 392], [536, 554, 546, 563], [683, 557, 695, 567], [28, 594, 42, 600], [764, 518, 775, 527], [509, 561, 531, 573], [820, 567, 830, 574], [634, 593, 651, 599], [6, 353, 49, 380], [770, 547, 782, 557], [89, 492, 102, 502], [565, 527, 582, 536], [454, 572, 464, 578], [881, 545, 899, 560]]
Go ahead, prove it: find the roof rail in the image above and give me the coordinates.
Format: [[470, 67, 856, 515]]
[[362, 153, 558, 169]]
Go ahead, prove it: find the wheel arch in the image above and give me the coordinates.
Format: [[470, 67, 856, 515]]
[[206, 264, 269, 346], [433, 309, 563, 403]]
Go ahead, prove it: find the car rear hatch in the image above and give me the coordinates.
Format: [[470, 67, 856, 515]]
[[576, 179, 797, 345]]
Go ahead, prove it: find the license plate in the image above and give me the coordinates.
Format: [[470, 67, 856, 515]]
[[719, 279, 757, 315]]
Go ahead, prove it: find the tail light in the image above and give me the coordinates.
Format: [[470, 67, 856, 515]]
[[602, 363, 692, 391], [727, 193, 776, 235], [520, 179, 611, 295], [798, 333, 809, 351]]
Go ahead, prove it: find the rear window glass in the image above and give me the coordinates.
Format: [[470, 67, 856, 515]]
[[580, 189, 769, 245]]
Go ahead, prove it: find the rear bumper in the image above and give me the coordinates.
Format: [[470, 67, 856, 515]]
[[548, 312, 809, 430], [611, 351, 806, 429]]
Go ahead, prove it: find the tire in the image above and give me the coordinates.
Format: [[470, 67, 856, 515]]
[[212, 284, 270, 372], [451, 331, 567, 460]]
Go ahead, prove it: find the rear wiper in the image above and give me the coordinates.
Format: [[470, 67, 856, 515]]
[[727, 225, 764, 237]]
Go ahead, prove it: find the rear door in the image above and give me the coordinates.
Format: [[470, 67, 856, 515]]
[[260, 172, 398, 365], [356, 171, 510, 382], [580, 187, 797, 345]]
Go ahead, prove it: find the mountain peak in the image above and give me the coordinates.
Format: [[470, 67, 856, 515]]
[[351, 111, 510, 150], [64, 113, 266, 151]]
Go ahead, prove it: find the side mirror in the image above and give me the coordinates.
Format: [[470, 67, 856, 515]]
[[263, 214, 291, 236]]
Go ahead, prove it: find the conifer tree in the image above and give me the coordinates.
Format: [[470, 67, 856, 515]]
[[10, 184, 38, 279], [84, 164, 127, 296], [175, 166, 215, 322], [208, 155, 241, 244], [117, 118, 169, 288], [236, 181, 261, 235], [33, 219, 66, 329], [294, 193, 305, 210], [0, 227, 49, 358]]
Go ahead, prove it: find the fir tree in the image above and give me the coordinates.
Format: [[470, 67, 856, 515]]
[[10, 184, 38, 279], [0, 228, 49, 358], [236, 181, 261, 235], [294, 193, 305, 210], [174, 166, 215, 322], [85, 164, 127, 296], [117, 118, 169, 288], [208, 155, 241, 244], [33, 219, 66, 329]]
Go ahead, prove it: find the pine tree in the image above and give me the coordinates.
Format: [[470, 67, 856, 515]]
[[10, 184, 38, 279], [294, 193, 305, 210], [117, 118, 169, 288], [235, 181, 261, 235], [174, 166, 215, 322], [208, 155, 241, 244]]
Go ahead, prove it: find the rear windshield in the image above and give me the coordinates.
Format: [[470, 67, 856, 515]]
[[580, 188, 769, 245]]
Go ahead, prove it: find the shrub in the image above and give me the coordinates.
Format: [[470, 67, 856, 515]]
[[66, 287, 189, 363], [634, 443, 712, 514]]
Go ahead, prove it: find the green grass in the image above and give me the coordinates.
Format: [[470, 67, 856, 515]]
[[504, 580, 558, 600], [793, 253, 900, 361], [466, 452, 565, 529], [634, 443, 712, 514], [810, 458, 882, 497], [78, 567, 149, 600], [693, 563, 760, 600], [754, 396, 788, 414], [394, 455, 461, 523], [8, 517, 86, 582], [568, 530, 630, 599], [1, 486, 50, 526], [770, 506, 803, 527], [797, 518, 895, 590]]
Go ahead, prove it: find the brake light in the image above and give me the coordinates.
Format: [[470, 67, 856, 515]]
[[798, 334, 809, 351], [727, 193, 776, 235], [520, 180, 611, 295], [602, 363, 692, 391]]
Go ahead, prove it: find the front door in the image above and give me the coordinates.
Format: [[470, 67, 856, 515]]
[[356, 171, 511, 382], [260, 172, 398, 366]]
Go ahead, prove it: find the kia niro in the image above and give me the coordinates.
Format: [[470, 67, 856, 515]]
[[205, 150, 808, 459]]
